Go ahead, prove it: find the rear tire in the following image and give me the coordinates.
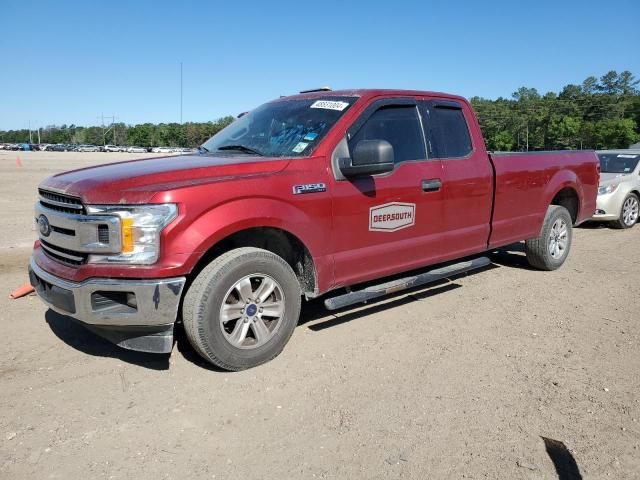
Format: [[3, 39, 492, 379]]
[[525, 205, 573, 271], [182, 247, 301, 371], [612, 193, 639, 229]]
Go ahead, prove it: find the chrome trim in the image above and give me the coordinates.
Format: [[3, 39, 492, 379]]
[[29, 257, 186, 327], [35, 202, 122, 253], [40, 242, 85, 262], [38, 195, 84, 210]]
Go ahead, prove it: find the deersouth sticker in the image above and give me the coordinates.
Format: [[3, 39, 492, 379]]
[[369, 202, 416, 232], [310, 100, 349, 111]]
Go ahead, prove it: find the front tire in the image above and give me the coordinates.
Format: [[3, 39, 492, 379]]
[[525, 205, 573, 271], [612, 193, 639, 229], [182, 247, 301, 371]]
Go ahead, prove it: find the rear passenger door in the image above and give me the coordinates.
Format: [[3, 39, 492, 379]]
[[419, 100, 493, 259]]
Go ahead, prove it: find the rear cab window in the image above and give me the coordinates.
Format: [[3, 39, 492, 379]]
[[420, 101, 473, 159]]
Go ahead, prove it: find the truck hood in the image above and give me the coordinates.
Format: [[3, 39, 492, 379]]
[[40, 154, 291, 204]]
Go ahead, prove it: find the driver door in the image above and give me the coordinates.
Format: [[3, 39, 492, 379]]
[[330, 97, 445, 288]]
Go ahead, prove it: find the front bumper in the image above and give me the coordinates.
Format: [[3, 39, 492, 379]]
[[591, 190, 625, 222], [29, 257, 186, 353]]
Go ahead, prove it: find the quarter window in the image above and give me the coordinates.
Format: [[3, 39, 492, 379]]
[[428, 106, 473, 159], [349, 105, 426, 164]]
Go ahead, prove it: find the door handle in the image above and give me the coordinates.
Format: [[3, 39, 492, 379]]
[[421, 178, 442, 192]]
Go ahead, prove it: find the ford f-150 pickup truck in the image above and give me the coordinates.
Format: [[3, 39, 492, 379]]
[[29, 89, 599, 370]]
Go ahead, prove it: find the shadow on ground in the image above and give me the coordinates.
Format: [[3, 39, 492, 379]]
[[542, 436, 583, 480], [45, 310, 170, 370], [46, 245, 530, 371]]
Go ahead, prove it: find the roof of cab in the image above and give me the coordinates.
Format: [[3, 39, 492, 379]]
[[274, 89, 469, 104]]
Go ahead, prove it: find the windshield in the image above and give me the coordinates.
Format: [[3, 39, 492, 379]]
[[598, 153, 640, 174], [201, 96, 357, 158]]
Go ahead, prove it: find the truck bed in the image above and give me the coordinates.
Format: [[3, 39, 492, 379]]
[[488, 150, 599, 249]]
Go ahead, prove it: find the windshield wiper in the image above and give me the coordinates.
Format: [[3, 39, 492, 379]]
[[217, 144, 264, 156], [198, 145, 210, 154]]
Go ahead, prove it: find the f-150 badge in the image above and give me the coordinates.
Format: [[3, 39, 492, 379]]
[[369, 202, 415, 232], [292, 183, 326, 195]]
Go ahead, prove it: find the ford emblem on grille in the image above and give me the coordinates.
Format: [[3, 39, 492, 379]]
[[38, 214, 51, 237]]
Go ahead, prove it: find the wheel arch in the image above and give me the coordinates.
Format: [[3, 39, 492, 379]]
[[550, 186, 579, 224], [543, 170, 583, 224], [189, 226, 319, 298]]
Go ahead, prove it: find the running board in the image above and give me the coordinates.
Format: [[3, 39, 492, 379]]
[[324, 256, 491, 311]]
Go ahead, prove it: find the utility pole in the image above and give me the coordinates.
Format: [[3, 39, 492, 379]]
[[38, 127, 41, 144], [180, 62, 183, 124], [98, 114, 115, 146]]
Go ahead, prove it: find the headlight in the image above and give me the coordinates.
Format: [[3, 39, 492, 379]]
[[598, 184, 618, 195], [86, 204, 177, 264]]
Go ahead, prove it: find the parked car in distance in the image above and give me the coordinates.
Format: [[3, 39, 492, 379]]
[[151, 146, 175, 153], [591, 150, 640, 228], [103, 145, 121, 152], [127, 146, 147, 153], [76, 145, 100, 152]]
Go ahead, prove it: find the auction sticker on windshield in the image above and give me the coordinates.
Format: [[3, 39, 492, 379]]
[[310, 100, 350, 111], [292, 142, 309, 153]]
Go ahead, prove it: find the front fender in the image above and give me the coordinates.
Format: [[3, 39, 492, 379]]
[[182, 197, 327, 255], [163, 197, 333, 290]]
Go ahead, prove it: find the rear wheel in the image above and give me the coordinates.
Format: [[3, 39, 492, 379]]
[[182, 247, 301, 371], [525, 205, 573, 271], [612, 193, 639, 229]]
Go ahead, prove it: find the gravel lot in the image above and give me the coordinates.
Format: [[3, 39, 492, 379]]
[[1, 151, 639, 479]]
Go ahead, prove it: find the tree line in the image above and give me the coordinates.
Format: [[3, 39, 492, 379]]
[[1, 70, 638, 151], [471, 70, 640, 151], [0, 117, 234, 148]]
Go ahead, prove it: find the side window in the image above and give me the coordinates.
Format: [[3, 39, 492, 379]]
[[349, 105, 426, 164], [428, 106, 473, 159]]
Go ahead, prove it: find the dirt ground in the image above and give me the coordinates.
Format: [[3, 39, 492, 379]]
[[1, 151, 639, 479]]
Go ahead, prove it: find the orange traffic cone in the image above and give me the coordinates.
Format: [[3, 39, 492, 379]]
[[10, 283, 34, 299], [15, 156, 22, 168]]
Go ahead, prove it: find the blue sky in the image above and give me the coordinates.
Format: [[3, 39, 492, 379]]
[[1, 0, 639, 130]]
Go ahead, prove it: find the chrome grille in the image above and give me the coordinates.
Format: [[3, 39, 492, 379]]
[[40, 239, 88, 266], [38, 189, 85, 214], [35, 190, 122, 267]]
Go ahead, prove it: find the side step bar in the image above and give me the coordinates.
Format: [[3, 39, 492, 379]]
[[324, 256, 491, 311]]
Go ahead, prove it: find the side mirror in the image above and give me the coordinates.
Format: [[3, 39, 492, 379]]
[[338, 139, 394, 177]]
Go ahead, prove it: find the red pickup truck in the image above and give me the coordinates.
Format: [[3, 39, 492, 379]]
[[29, 89, 599, 370]]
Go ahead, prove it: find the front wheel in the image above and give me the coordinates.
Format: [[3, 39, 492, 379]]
[[182, 247, 301, 371], [612, 193, 639, 229], [525, 205, 573, 271]]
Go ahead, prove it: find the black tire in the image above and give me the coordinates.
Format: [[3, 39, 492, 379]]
[[182, 247, 301, 371], [525, 205, 573, 271], [611, 193, 639, 229]]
